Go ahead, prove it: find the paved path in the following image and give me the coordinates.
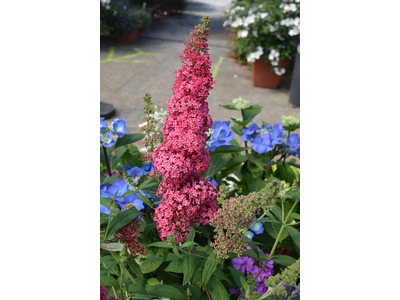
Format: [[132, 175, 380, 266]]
[[100, 0, 300, 135]]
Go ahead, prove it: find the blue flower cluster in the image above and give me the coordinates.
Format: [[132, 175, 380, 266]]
[[100, 117, 127, 148], [244, 221, 265, 240], [206, 121, 235, 151], [100, 162, 154, 214], [241, 122, 300, 158]]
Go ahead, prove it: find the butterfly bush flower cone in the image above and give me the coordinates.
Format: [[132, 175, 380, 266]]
[[153, 16, 219, 243]]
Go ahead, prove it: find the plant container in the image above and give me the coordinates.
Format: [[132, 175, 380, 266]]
[[116, 30, 139, 44], [252, 59, 289, 89]]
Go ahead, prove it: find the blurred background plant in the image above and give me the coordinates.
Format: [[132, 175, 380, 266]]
[[100, 2, 151, 35], [224, 0, 300, 75]]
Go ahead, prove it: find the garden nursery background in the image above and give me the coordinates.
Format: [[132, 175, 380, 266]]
[[100, 1, 301, 299], [3, 0, 400, 300]]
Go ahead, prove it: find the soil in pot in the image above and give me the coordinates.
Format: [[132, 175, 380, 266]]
[[252, 59, 289, 89], [116, 30, 139, 44]]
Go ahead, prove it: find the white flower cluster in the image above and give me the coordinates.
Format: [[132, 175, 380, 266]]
[[280, 3, 297, 13], [223, 4, 269, 39], [139, 106, 168, 133], [268, 48, 286, 76], [247, 46, 264, 63], [280, 17, 300, 36]]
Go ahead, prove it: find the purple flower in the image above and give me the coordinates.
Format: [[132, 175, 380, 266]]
[[232, 256, 255, 273], [241, 123, 260, 142], [100, 180, 128, 199], [251, 134, 273, 154]]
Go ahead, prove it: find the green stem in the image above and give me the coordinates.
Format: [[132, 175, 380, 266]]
[[257, 281, 284, 300], [255, 198, 300, 282], [120, 263, 124, 300]]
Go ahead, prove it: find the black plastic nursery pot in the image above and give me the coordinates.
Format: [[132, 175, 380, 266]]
[[289, 47, 300, 107]]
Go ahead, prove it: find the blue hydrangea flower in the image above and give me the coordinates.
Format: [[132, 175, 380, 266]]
[[250, 222, 264, 235], [125, 166, 145, 178], [207, 121, 235, 151], [100, 117, 108, 132], [287, 134, 300, 158], [112, 117, 127, 138], [100, 204, 110, 214], [101, 131, 115, 148], [116, 193, 144, 211], [207, 178, 218, 187], [250, 134, 273, 154], [241, 123, 260, 142], [100, 180, 128, 199], [266, 122, 284, 145], [244, 231, 255, 240], [141, 162, 154, 174], [100, 180, 145, 211]]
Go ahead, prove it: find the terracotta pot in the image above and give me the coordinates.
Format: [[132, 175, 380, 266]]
[[252, 59, 289, 89], [116, 30, 139, 44]]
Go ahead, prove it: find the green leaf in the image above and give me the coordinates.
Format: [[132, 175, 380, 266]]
[[229, 266, 246, 288], [120, 144, 143, 168], [274, 162, 296, 184], [231, 124, 243, 135], [207, 275, 230, 300], [147, 284, 186, 300], [272, 254, 296, 267], [186, 227, 196, 251], [100, 213, 110, 225], [271, 205, 283, 222], [115, 133, 145, 149], [147, 241, 173, 248], [286, 226, 300, 250], [165, 260, 184, 273], [202, 154, 232, 179], [183, 255, 195, 285], [106, 209, 142, 240], [111, 146, 126, 169], [291, 213, 300, 220], [138, 178, 160, 198], [242, 105, 262, 124], [181, 241, 199, 248], [140, 259, 163, 274], [220, 104, 237, 110], [264, 222, 288, 242], [128, 284, 147, 295], [247, 177, 267, 192], [103, 174, 119, 185], [100, 197, 110, 208], [211, 145, 247, 154], [100, 242, 124, 251], [240, 276, 250, 294], [127, 258, 145, 280], [188, 285, 201, 300], [202, 252, 218, 286], [138, 195, 153, 207], [100, 275, 119, 288]]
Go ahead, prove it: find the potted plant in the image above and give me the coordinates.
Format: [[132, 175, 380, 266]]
[[224, 0, 300, 89]]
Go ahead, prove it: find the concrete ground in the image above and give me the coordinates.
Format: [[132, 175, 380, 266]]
[[100, 0, 300, 136]]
